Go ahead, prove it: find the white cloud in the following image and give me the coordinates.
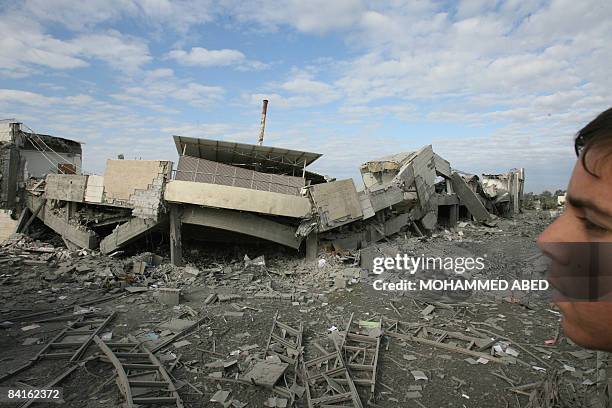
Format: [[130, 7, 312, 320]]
[[219, 0, 365, 34], [247, 71, 341, 108], [0, 17, 151, 75], [19, 0, 214, 31], [0, 89, 58, 106], [111, 69, 225, 110], [168, 48, 244, 66], [70, 31, 152, 72], [167, 47, 267, 70], [0, 19, 85, 76]]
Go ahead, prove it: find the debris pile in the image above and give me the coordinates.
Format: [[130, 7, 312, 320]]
[[1, 210, 604, 407]]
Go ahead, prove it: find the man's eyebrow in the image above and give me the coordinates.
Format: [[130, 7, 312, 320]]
[[567, 195, 612, 217]]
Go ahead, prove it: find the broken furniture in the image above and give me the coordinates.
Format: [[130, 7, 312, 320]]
[[302, 348, 364, 408], [339, 314, 381, 399], [0, 312, 116, 382], [93, 335, 184, 408], [263, 312, 305, 403]]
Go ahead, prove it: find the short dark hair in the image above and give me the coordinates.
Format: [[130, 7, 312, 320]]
[[575, 107, 612, 177]]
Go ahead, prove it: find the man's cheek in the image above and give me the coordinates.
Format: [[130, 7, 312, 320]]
[[561, 303, 612, 351], [560, 309, 595, 347], [556, 303, 591, 345]]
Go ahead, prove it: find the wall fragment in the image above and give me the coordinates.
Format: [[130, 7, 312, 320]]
[[103, 160, 172, 220], [84, 175, 104, 203], [309, 179, 363, 232], [45, 174, 87, 202]]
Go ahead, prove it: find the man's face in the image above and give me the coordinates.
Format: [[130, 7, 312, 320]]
[[538, 148, 612, 350]]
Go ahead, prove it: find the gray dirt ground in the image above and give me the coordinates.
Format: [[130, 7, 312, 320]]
[[0, 210, 604, 407]]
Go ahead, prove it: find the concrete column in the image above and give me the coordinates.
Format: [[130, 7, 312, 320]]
[[305, 232, 318, 261], [169, 205, 183, 267], [66, 202, 77, 222]]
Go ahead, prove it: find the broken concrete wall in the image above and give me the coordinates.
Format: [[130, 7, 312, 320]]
[[100, 217, 163, 254], [0, 122, 11, 142], [360, 145, 441, 232], [84, 175, 104, 203], [175, 155, 305, 196], [45, 174, 87, 202], [358, 190, 375, 219], [481, 168, 525, 214], [367, 182, 406, 213], [308, 179, 363, 232], [0, 209, 18, 243], [20, 150, 81, 178], [26, 195, 98, 249], [360, 151, 417, 189], [319, 145, 454, 251], [0, 143, 20, 210], [409, 146, 438, 230], [103, 160, 172, 220]]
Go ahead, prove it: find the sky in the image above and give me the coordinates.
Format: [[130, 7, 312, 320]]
[[0, 0, 610, 193]]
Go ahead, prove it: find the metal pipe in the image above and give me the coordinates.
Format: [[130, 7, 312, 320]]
[[257, 99, 269, 146]]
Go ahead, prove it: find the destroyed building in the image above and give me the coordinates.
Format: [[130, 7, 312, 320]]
[[0, 123, 525, 263], [5, 123, 600, 408]]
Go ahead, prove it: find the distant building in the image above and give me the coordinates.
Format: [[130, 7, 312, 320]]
[[0, 121, 82, 210], [557, 193, 566, 206]]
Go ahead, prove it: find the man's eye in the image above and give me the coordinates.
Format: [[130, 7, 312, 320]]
[[581, 218, 609, 233]]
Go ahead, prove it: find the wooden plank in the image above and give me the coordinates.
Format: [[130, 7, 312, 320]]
[[386, 331, 505, 364], [70, 312, 115, 362]]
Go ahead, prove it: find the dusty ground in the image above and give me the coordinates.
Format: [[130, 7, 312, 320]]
[[0, 210, 604, 407]]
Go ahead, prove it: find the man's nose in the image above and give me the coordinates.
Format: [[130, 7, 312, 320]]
[[537, 213, 571, 264]]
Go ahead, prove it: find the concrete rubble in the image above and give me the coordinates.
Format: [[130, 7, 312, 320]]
[[0, 204, 606, 407], [0, 121, 605, 407]]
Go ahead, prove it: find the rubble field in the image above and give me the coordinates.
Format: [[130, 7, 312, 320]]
[[0, 210, 603, 408]]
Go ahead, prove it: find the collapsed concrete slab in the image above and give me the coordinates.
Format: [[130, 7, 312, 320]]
[[27, 196, 98, 249], [450, 172, 492, 224], [165, 180, 311, 219], [100, 217, 164, 254], [308, 179, 363, 232], [181, 206, 302, 249]]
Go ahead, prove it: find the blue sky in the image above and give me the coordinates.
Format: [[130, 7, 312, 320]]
[[1, 0, 610, 192]]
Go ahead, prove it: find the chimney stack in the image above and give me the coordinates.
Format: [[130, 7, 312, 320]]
[[257, 99, 269, 146]]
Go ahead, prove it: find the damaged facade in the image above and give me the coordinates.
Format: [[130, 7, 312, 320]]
[[0, 122, 525, 265]]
